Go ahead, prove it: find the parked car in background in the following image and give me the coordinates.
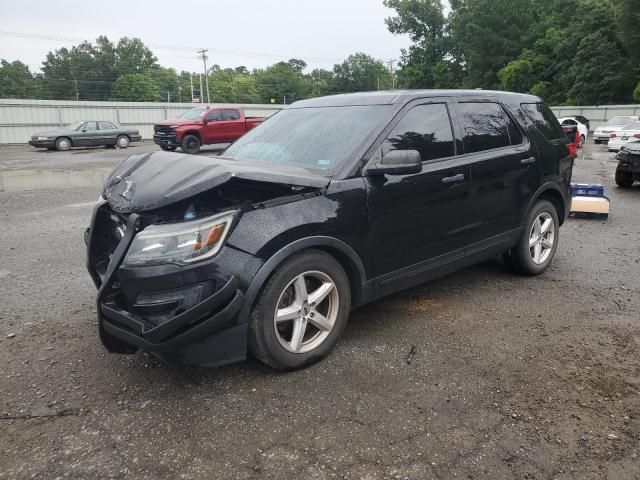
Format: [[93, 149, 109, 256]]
[[86, 90, 573, 370], [558, 117, 588, 145], [29, 121, 141, 151], [153, 106, 265, 154], [593, 116, 639, 144], [571, 115, 590, 131], [607, 121, 640, 152], [615, 142, 640, 187]]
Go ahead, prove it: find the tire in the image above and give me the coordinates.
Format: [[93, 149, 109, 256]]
[[594, 140, 601, 145], [181, 134, 201, 154], [509, 199, 559, 276], [579, 134, 585, 146], [160, 145, 177, 152], [248, 250, 351, 370], [116, 135, 130, 148], [55, 137, 71, 151], [615, 166, 634, 187]]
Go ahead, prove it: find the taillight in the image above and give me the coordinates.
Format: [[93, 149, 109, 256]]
[[610, 133, 617, 138], [567, 143, 577, 158], [633, 133, 640, 138]]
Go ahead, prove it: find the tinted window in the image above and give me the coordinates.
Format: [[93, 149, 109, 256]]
[[561, 119, 577, 125], [382, 103, 455, 161], [221, 109, 240, 121], [205, 110, 221, 122], [458, 102, 510, 153], [98, 121, 115, 130], [521, 103, 565, 140], [83, 122, 97, 131], [505, 108, 524, 145], [179, 108, 206, 120]]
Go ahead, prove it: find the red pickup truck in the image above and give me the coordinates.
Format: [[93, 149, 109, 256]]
[[153, 106, 264, 154]]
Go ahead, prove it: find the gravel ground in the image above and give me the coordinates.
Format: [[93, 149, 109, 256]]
[[0, 142, 639, 480]]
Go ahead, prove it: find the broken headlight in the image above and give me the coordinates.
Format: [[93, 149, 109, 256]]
[[122, 211, 235, 267]]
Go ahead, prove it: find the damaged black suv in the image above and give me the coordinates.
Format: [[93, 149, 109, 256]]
[[86, 90, 573, 370]]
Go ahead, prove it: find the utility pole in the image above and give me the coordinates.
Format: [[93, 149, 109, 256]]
[[386, 59, 396, 90], [71, 72, 79, 101], [190, 73, 194, 103], [197, 49, 210, 104], [199, 74, 203, 103], [176, 74, 181, 103]]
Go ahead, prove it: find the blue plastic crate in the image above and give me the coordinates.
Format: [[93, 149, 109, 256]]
[[570, 183, 604, 197]]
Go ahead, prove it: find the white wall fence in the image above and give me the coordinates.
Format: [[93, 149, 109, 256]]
[[0, 99, 283, 144], [550, 105, 640, 131], [1, 99, 639, 144]]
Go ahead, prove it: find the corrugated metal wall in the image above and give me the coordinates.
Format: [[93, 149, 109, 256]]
[[550, 105, 640, 131], [0, 99, 283, 144]]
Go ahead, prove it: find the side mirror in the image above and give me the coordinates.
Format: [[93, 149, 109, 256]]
[[364, 149, 422, 176]]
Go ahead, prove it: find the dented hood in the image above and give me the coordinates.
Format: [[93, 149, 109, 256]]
[[103, 151, 330, 213]]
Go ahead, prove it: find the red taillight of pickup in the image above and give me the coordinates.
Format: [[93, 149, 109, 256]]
[[610, 133, 617, 138], [634, 133, 640, 138]]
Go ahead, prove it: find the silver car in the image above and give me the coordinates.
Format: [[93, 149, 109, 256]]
[[593, 116, 639, 144]]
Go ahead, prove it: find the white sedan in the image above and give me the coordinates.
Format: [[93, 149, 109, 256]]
[[558, 117, 589, 145], [607, 120, 640, 152], [593, 116, 639, 144]]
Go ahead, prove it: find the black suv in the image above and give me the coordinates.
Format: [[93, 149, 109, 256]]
[[86, 90, 574, 370]]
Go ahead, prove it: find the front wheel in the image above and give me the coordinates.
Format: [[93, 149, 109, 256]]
[[181, 134, 201, 154], [615, 167, 634, 187], [55, 137, 71, 151], [509, 199, 559, 276], [116, 135, 130, 148], [248, 250, 351, 370]]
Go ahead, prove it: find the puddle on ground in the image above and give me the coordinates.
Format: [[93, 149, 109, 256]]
[[0, 169, 111, 192]]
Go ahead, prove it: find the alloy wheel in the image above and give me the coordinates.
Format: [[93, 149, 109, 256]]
[[529, 212, 555, 265], [273, 271, 339, 354]]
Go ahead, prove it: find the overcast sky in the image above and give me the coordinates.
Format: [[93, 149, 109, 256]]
[[0, 0, 411, 73]]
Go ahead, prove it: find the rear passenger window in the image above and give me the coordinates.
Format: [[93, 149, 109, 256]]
[[221, 109, 240, 121], [521, 103, 565, 140], [383, 103, 455, 161], [457, 102, 511, 153]]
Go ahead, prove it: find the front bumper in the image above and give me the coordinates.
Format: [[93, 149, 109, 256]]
[[153, 134, 181, 148], [85, 202, 253, 367], [29, 139, 55, 148]]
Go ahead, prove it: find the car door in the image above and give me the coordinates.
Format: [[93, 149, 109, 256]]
[[218, 109, 244, 142], [452, 100, 538, 251], [75, 121, 99, 146], [365, 100, 472, 288], [202, 109, 222, 144], [98, 121, 118, 146]]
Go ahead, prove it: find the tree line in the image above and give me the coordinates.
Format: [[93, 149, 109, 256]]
[[0, 36, 395, 104], [384, 0, 640, 104], [1, 0, 639, 105]]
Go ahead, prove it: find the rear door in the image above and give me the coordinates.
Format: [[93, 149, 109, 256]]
[[98, 121, 118, 146], [452, 100, 537, 250], [366, 100, 472, 287], [218, 109, 245, 142]]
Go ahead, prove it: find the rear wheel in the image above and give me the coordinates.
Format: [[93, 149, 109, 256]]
[[615, 166, 634, 187], [248, 250, 351, 370], [181, 135, 201, 154], [579, 134, 585, 146], [160, 145, 177, 152], [594, 140, 602, 144], [116, 135, 130, 148], [509, 200, 559, 276], [55, 137, 71, 151]]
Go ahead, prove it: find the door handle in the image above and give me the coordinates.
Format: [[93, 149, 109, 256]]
[[521, 157, 536, 165], [441, 173, 465, 184]]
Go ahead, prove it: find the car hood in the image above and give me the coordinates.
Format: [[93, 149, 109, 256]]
[[154, 119, 201, 127], [102, 151, 330, 213], [32, 129, 73, 137]]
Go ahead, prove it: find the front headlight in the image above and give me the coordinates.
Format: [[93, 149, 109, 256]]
[[122, 211, 235, 267], [37, 136, 48, 140]]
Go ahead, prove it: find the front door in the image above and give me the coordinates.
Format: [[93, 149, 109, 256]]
[[365, 101, 472, 290], [97, 121, 118, 146], [452, 100, 538, 248], [75, 121, 100, 146]]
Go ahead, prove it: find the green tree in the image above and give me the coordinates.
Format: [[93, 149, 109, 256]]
[[330, 53, 392, 92], [254, 59, 312, 103], [634, 84, 640, 103], [0, 60, 41, 98], [109, 73, 161, 102]]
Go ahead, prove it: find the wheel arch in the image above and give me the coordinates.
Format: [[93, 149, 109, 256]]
[[182, 130, 201, 141], [525, 183, 568, 226], [239, 236, 370, 325]]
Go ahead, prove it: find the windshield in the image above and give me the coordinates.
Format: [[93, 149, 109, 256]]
[[621, 121, 640, 131], [605, 116, 635, 126], [178, 108, 206, 120], [65, 121, 85, 131], [224, 105, 392, 174]]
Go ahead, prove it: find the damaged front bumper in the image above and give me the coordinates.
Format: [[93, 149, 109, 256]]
[[86, 202, 251, 367]]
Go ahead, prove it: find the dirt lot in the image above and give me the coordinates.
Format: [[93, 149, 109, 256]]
[[0, 142, 639, 479]]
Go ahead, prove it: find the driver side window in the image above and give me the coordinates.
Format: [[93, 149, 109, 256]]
[[83, 122, 98, 131]]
